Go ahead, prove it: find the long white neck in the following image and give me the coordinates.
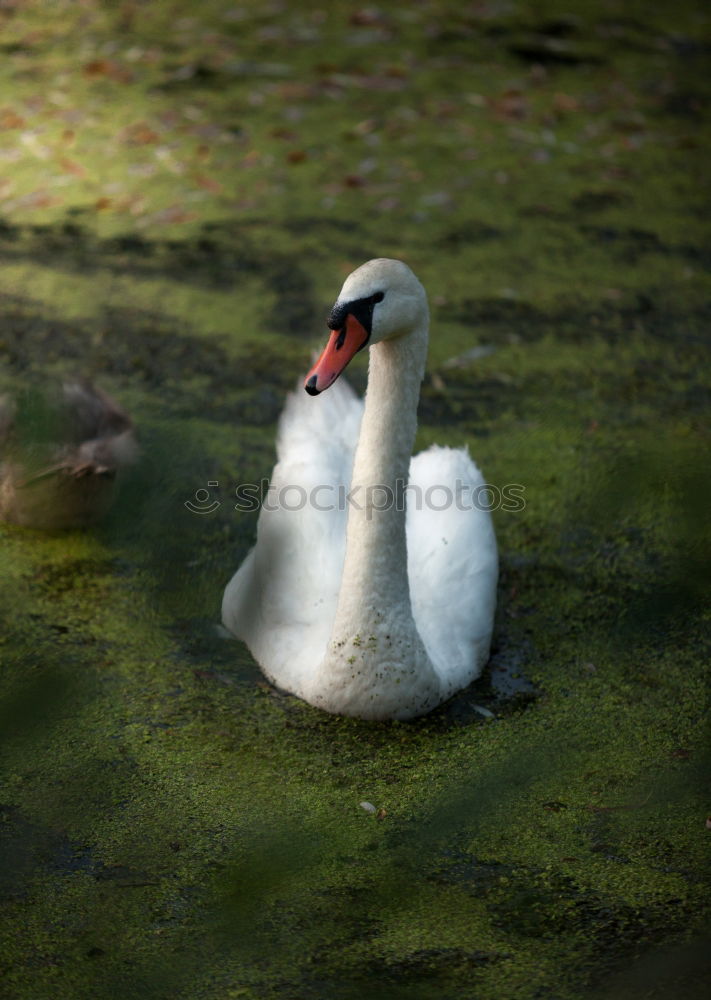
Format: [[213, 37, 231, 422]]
[[333, 322, 428, 630], [306, 306, 443, 718]]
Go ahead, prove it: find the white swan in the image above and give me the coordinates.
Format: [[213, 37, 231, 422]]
[[222, 259, 498, 720]]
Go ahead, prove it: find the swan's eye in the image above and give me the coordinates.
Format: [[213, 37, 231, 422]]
[[372, 291, 384, 304]]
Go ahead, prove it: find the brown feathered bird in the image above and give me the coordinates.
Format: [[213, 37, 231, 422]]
[[0, 379, 138, 530]]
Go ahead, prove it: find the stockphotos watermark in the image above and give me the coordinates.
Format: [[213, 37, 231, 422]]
[[185, 479, 526, 516]]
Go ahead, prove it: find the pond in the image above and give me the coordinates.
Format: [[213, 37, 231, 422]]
[[0, 2, 709, 998]]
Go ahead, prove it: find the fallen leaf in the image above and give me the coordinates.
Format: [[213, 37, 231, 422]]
[[350, 9, 387, 27], [275, 82, 312, 101], [121, 122, 160, 145], [83, 60, 133, 83], [352, 118, 376, 135], [0, 109, 26, 130], [271, 127, 298, 141], [194, 173, 222, 193], [149, 205, 197, 225], [25, 190, 63, 209], [241, 150, 261, 167], [490, 89, 529, 120], [58, 157, 87, 177], [553, 92, 580, 113]]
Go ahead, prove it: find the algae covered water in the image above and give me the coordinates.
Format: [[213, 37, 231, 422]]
[[0, 2, 709, 998]]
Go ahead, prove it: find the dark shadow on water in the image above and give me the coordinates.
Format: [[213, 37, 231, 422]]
[[570, 438, 711, 646], [0, 217, 362, 339], [0, 293, 301, 422], [94, 422, 253, 618], [586, 935, 711, 1000], [420, 633, 537, 731], [201, 725, 702, 1000], [438, 293, 711, 350]]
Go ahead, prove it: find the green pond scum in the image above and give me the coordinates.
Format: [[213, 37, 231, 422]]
[[0, 1, 709, 997]]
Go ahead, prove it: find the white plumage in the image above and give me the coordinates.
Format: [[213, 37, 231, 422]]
[[223, 259, 498, 719]]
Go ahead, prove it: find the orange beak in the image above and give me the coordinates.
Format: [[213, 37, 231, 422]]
[[304, 313, 370, 395]]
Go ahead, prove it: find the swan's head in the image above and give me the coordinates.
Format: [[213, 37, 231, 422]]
[[304, 258, 428, 395]]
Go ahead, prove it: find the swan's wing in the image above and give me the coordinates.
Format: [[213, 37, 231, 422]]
[[275, 370, 363, 468], [407, 444, 498, 696], [222, 376, 363, 695]]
